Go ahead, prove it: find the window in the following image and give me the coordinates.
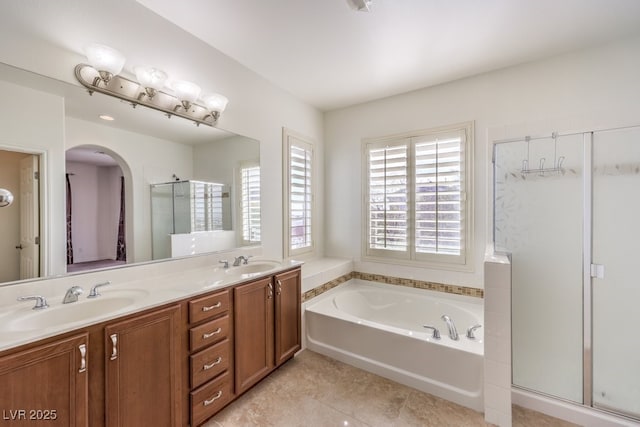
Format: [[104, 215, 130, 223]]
[[239, 163, 261, 245], [364, 122, 473, 268], [190, 181, 223, 232], [284, 128, 315, 258]]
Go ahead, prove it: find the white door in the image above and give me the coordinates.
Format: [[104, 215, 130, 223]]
[[19, 155, 39, 279]]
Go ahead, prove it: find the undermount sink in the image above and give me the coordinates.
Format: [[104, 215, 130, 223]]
[[5, 289, 149, 332], [225, 261, 282, 278]]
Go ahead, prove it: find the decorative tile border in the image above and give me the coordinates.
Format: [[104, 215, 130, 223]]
[[302, 272, 353, 302], [302, 271, 483, 302]]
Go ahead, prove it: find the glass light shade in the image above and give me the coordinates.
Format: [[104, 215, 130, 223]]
[[203, 94, 229, 113], [134, 67, 168, 90], [172, 80, 201, 103], [84, 43, 126, 76]]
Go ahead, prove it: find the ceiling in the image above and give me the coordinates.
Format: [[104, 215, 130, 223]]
[[137, 0, 640, 111]]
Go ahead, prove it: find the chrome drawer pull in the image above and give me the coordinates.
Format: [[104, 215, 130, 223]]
[[110, 334, 118, 360], [202, 302, 222, 312], [203, 357, 223, 370], [203, 391, 223, 406], [78, 344, 87, 373], [203, 328, 222, 339]]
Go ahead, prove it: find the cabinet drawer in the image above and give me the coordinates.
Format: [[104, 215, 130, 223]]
[[190, 315, 229, 352], [190, 339, 230, 388], [191, 371, 232, 426], [189, 289, 230, 324]]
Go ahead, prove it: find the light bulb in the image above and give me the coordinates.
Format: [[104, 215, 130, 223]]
[[135, 66, 168, 99], [84, 43, 125, 83], [172, 80, 201, 102], [203, 93, 229, 113]]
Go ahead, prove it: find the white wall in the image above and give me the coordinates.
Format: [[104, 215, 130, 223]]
[[65, 161, 122, 263], [0, 80, 65, 278], [324, 35, 640, 288], [0, 150, 30, 282]]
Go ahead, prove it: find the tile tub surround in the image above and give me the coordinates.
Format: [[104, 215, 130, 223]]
[[206, 350, 578, 427], [302, 271, 483, 302]]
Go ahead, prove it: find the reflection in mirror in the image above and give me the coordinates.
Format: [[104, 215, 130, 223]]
[[65, 146, 126, 273], [151, 180, 233, 260], [0, 149, 42, 283], [0, 61, 260, 286]]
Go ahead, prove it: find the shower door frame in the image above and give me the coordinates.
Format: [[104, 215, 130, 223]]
[[492, 124, 640, 422]]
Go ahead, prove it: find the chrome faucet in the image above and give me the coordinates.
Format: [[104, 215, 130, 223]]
[[422, 325, 441, 339], [466, 324, 482, 340], [219, 260, 230, 269], [17, 295, 49, 310], [233, 255, 252, 266], [441, 315, 459, 340], [88, 281, 111, 298], [62, 286, 83, 304]]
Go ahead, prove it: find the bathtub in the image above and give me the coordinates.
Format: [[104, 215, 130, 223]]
[[305, 279, 484, 411]]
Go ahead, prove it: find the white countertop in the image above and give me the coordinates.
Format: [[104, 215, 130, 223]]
[[0, 257, 302, 353]]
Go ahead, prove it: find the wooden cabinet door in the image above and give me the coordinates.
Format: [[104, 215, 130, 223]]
[[234, 276, 274, 394], [104, 305, 182, 427], [274, 269, 301, 367], [0, 333, 88, 426]]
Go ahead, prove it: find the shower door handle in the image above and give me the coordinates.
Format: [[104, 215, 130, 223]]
[[590, 264, 605, 279]]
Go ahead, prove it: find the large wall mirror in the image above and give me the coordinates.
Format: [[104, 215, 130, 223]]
[[0, 62, 260, 286]]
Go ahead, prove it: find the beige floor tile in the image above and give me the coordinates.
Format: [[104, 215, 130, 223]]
[[203, 350, 578, 427]]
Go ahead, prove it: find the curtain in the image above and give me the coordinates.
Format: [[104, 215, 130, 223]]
[[116, 176, 126, 261], [66, 173, 73, 264]]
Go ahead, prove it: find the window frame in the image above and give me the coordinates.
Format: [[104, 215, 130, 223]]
[[283, 128, 316, 259], [361, 121, 474, 271], [237, 161, 261, 246]]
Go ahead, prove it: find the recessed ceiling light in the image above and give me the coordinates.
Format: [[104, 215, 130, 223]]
[[99, 114, 115, 121]]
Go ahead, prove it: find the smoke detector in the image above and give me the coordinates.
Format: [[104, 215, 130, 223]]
[[347, 0, 372, 12]]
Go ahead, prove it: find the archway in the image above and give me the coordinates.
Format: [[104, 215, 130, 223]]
[[65, 145, 133, 272]]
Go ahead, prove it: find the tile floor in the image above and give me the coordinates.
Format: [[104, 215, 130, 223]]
[[205, 350, 578, 427]]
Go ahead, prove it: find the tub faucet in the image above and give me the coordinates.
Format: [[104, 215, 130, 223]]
[[441, 315, 459, 340], [422, 325, 441, 339], [466, 324, 482, 340], [62, 286, 83, 304]]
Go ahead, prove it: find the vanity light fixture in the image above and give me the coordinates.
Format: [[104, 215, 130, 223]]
[[75, 43, 228, 127], [134, 66, 168, 100], [171, 80, 201, 111], [83, 43, 126, 85]]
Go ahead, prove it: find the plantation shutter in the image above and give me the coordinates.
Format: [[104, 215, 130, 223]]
[[367, 142, 408, 253], [190, 182, 223, 232], [241, 165, 261, 244], [289, 141, 313, 252], [414, 130, 464, 257]]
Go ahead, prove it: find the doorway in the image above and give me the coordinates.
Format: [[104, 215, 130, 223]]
[[66, 146, 127, 273], [0, 148, 41, 283]]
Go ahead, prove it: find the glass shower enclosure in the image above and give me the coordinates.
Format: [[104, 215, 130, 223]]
[[493, 125, 640, 420], [151, 180, 231, 260]]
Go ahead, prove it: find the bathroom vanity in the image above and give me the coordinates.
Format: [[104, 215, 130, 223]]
[[0, 264, 301, 427]]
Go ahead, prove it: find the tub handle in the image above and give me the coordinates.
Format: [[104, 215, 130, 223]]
[[423, 325, 441, 339], [466, 324, 482, 340]]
